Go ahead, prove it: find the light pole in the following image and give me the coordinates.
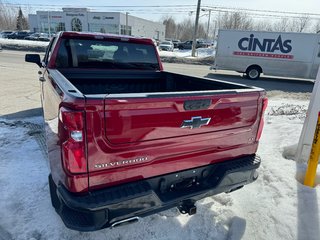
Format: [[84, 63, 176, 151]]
[[213, 20, 217, 39], [201, 8, 212, 39], [191, 0, 201, 57]]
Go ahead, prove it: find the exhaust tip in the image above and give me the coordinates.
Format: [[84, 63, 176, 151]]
[[111, 216, 140, 228], [253, 170, 259, 180]]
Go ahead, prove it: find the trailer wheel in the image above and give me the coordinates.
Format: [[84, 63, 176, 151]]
[[246, 66, 261, 80]]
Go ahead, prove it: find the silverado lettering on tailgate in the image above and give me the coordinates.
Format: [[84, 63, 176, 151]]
[[94, 157, 148, 169]]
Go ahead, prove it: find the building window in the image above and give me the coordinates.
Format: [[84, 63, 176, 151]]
[[56, 22, 65, 32], [40, 22, 65, 34], [71, 18, 82, 32], [120, 25, 132, 35], [89, 24, 119, 34], [40, 22, 52, 33]]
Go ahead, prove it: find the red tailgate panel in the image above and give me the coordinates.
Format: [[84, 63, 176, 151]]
[[104, 93, 259, 144], [85, 92, 263, 190]]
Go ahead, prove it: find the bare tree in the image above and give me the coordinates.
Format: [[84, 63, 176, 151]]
[[175, 18, 207, 41], [160, 11, 317, 42], [296, 15, 310, 32], [197, 23, 207, 39], [0, 0, 16, 30], [176, 19, 193, 40], [313, 20, 320, 33], [162, 16, 177, 39], [253, 20, 273, 31], [219, 11, 253, 30], [272, 15, 310, 33], [272, 18, 290, 32]]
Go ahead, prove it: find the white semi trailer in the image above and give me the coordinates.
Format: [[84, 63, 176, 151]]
[[212, 29, 320, 80]]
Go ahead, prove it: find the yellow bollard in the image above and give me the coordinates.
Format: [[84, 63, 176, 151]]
[[304, 112, 320, 187]]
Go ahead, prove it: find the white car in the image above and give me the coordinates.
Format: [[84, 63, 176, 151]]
[[158, 41, 174, 51]]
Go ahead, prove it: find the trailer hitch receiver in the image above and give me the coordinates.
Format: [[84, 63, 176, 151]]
[[178, 200, 197, 215]]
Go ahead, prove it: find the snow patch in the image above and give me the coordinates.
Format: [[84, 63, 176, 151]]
[[267, 91, 311, 100], [282, 144, 298, 160], [158, 47, 215, 58], [268, 104, 307, 120], [0, 39, 48, 52], [227, 216, 247, 240], [295, 170, 320, 186], [0, 38, 48, 47]]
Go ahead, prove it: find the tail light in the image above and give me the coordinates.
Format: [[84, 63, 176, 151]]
[[59, 107, 87, 174], [256, 97, 268, 141]]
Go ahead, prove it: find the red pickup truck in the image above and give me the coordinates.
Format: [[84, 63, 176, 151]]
[[25, 31, 267, 231]]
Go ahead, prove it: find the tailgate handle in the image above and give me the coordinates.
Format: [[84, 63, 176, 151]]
[[184, 99, 212, 111]]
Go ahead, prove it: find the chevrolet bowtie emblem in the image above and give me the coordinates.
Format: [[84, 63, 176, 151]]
[[181, 116, 211, 129]]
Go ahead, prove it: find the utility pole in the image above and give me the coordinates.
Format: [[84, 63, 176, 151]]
[[218, 11, 221, 33], [206, 9, 212, 39], [48, 11, 51, 37], [191, 0, 201, 57], [125, 12, 129, 35]]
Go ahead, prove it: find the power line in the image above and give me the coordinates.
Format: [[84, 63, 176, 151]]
[[5, 2, 320, 17], [3, 2, 197, 8], [203, 5, 320, 17], [4, 2, 320, 21], [205, 9, 320, 21]]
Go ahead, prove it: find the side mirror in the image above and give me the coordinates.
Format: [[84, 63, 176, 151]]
[[25, 54, 41, 67]]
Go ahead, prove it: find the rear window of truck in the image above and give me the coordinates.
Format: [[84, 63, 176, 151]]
[[55, 38, 160, 70]]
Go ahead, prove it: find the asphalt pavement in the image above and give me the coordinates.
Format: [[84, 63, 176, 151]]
[[0, 50, 42, 118], [164, 63, 314, 93]]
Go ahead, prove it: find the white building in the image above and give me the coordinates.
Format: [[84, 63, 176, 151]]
[[28, 8, 165, 40]]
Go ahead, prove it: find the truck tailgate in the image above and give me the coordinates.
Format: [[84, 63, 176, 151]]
[[85, 91, 264, 190], [104, 93, 259, 144]]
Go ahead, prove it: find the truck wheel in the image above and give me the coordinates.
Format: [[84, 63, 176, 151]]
[[246, 66, 261, 80]]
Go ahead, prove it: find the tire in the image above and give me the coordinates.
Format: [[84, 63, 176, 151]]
[[246, 66, 261, 80]]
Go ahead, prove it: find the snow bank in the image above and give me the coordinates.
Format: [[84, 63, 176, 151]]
[[158, 47, 215, 58], [0, 39, 48, 52], [159, 48, 215, 65], [1, 95, 320, 240]]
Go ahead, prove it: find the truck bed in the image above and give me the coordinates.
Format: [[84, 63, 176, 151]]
[[49, 68, 265, 187], [59, 70, 250, 95]]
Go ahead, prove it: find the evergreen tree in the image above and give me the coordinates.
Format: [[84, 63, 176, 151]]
[[16, 7, 28, 30]]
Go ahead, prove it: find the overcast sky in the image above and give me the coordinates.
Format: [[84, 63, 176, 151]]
[[5, 0, 320, 22]]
